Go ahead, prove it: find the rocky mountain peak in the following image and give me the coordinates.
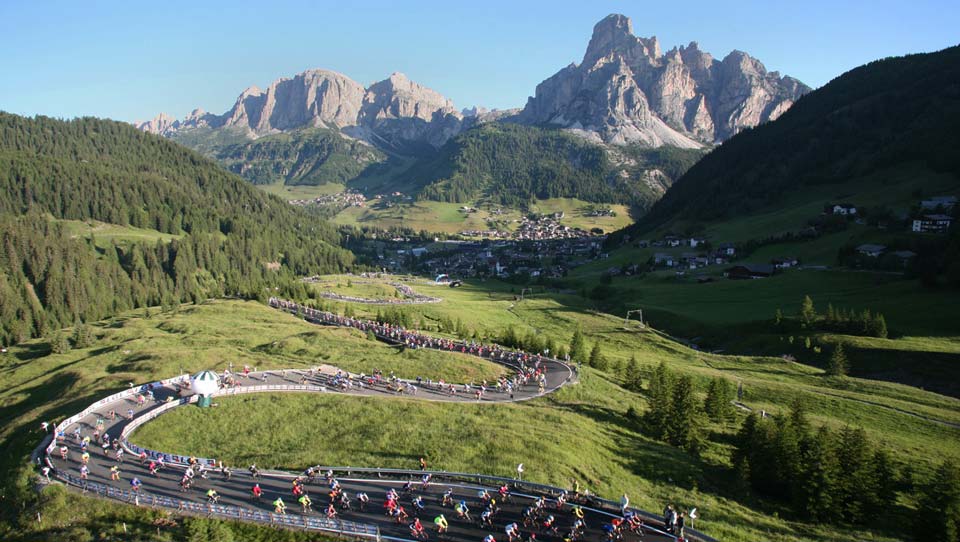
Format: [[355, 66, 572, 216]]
[[584, 14, 635, 63], [521, 13, 810, 146], [134, 112, 177, 135], [138, 67, 468, 149]]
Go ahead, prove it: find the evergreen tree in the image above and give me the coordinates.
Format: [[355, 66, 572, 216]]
[[870, 313, 889, 338], [704, 376, 735, 423], [667, 375, 700, 452], [827, 344, 849, 377], [588, 342, 607, 371], [71, 323, 95, 349], [914, 460, 960, 542], [774, 308, 783, 327], [796, 426, 841, 522], [624, 355, 643, 392], [643, 361, 673, 440], [835, 426, 873, 523], [800, 295, 817, 327], [49, 331, 70, 355], [868, 448, 898, 518], [569, 328, 587, 364]]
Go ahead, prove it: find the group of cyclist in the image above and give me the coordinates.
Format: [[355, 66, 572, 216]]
[[51, 417, 669, 542], [269, 298, 567, 377]]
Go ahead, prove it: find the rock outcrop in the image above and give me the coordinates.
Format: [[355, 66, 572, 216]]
[[519, 14, 809, 146], [136, 70, 464, 150]]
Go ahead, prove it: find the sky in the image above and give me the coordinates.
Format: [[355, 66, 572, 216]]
[[2, 0, 958, 123]]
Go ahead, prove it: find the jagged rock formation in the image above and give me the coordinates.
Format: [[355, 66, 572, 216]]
[[136, 70, 464, 150], [519, 14, 809, 146]]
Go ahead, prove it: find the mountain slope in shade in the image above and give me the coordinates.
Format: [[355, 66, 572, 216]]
[[612, 45, 960, 239], [519, 14, 809, 146]]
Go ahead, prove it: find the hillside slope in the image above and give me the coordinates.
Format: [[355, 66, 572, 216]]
[[0, 113, 353, 345], [208, 127, 386, 186], [408, 123, 703, 209], [631, 45, 960, 232]]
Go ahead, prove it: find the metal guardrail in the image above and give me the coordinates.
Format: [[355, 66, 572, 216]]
[[47, 471, 381, 541]]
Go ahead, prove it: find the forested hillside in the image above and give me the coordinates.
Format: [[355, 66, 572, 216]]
[[0, 113, 353, 345], [633, 45, 960, 230], [409, 123, 703, 209], [203, 127, 386, 186]]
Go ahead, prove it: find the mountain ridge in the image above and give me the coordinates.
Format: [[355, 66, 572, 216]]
[[518, 14, 810, 145]]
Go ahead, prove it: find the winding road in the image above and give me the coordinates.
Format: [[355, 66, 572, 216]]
[[35, 301, 712, 542]]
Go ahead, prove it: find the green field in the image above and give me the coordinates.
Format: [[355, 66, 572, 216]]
[[257, 181, 347, 200], [58, 218, 181, 247], [330, 198, 633, 235]]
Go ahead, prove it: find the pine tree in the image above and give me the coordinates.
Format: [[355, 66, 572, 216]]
[[871, 313, 888, 338], [796, 426, 841, 522], [49, 331, 70, 355], [624, 355, 643, 392], [588, 342, 607, 371], [569, 328, 587, 364], [914, 460, 960, 542], [667, 375, 700, 452], [704, 377, 735, 423], [827, 344, 849, 377], [800, 295, 817, 327], [867, 448, 898, 518], [835, 426, 873, 523], [71, 323, 95, 348], [643, 361, 673, 440]]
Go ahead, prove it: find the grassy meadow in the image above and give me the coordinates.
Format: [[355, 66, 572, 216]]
[[329, 198, 633, 235]]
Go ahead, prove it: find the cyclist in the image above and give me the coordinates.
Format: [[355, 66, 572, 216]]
[[480, 508, 494, 527], [274, 497, 287, 514], [249, 464, 261, 478], [498, 483, 511, 503], [410, 517, 426, 540], [484, 535, 496, 542], [543, 515, 558, 536], [206, 489, 220, 504], [571, 505, 585, 522], [412, 495, 426, 515], [251, 483, 263, 501], [442, 488, 455, 507], [434, 514, 448, 534], [455, 500, 471, 521], [522, 506, 536, 527], [130, 477, 142, 493], [110, 465, 120, 481], [299, 494, 312, 513], [357, 491, 370, 512], [505, 522, 521, 542]]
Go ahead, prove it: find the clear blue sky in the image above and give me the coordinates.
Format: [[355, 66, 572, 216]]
[[3, 0, 958, 123]]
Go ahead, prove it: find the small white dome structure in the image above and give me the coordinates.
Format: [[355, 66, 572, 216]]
[[190, 370, 220, 397]]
